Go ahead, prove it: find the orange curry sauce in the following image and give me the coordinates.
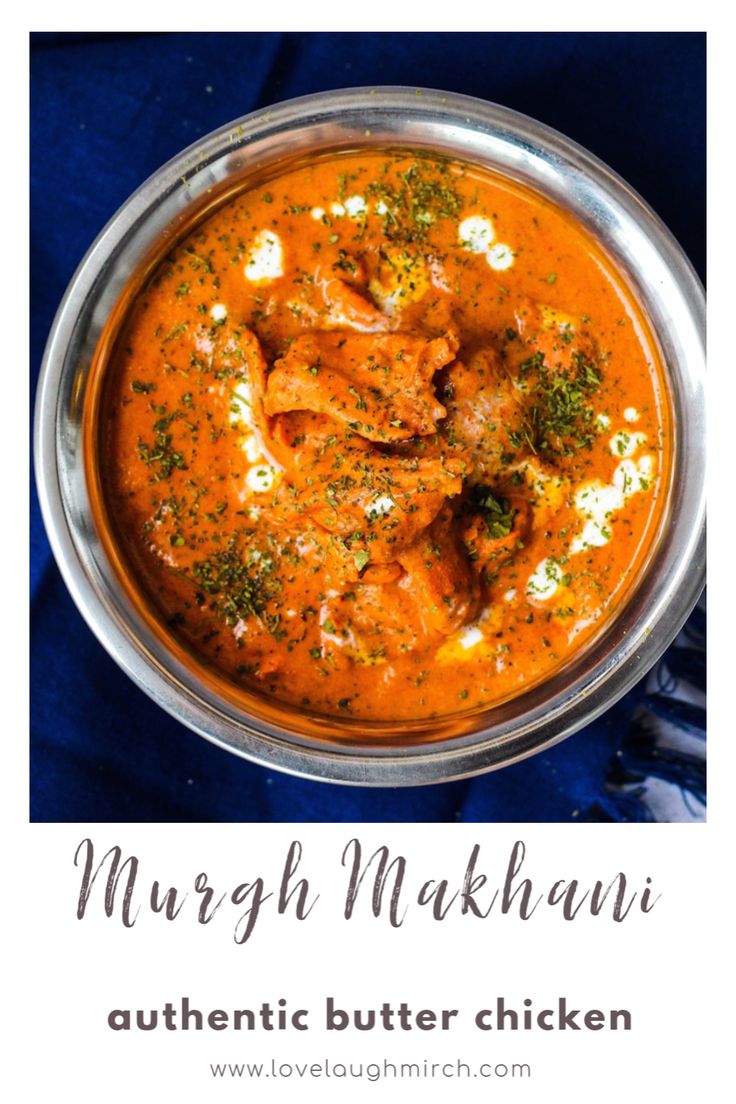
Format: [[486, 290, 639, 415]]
[[97, 151, 669, 722]]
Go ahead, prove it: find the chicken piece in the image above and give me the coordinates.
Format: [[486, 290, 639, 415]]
[[397, 506, 479, 636], [272, 427, 465, 570], [509, 297, 597, 374], [502, 298, 603, 455], [265, 410, 336, 469], [264, 331, 456, 442], [320, 277, 389, 332], [318, 581, 425, 662], [216, 322, 287, 467], [253, 251, 388, 338], [206, 319, 266, 386], [326, 252, 370, 289], [414, 295, 458, 343], [460, 490, 532, 577], [367, 245, 430, 316], [360, 563, 403, 585], [440, 348, 526, 477]]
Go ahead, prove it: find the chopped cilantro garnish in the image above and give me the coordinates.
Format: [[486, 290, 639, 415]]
[[136, 430, 186, 480], [191, 543, 278, 628], [514, 351, 603, 455], [365, 158, 462, 244], [470, 486, 516, 539]]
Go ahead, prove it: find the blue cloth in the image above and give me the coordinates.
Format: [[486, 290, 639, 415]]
[[30, 32, 705, 822]]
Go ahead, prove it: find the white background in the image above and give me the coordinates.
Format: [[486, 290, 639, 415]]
[[12, 825, 722, 1101], [10, 3, 732, 1102]]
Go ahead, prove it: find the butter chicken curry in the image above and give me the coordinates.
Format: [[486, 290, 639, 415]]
[[97, 152, 668, 722]]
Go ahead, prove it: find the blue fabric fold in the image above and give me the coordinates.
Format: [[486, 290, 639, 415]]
[[30, 31, 705, 822]]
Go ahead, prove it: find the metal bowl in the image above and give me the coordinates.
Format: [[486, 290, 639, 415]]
[[34, 87, 705, 786]]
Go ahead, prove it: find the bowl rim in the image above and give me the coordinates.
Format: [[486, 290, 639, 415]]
[[33, 85, 706, 787]]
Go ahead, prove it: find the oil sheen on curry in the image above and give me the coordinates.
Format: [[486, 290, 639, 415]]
[[100, 151, 668, 722]]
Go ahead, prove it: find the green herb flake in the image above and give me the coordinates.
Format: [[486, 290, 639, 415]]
[[353, 549, 370, 572], [470, 486, 516, 540]]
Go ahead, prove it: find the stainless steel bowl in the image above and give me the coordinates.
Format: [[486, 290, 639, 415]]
[[34, 87, 705, 786]]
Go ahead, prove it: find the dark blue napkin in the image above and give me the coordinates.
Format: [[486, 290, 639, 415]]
[[30, 31, 705, 822]]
